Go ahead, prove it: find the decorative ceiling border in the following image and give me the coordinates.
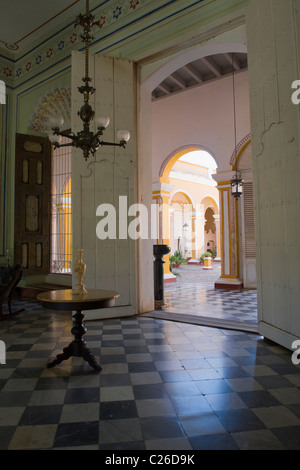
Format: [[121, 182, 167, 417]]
[[0, 0, 157, 86], [0, 0, 207, 89]]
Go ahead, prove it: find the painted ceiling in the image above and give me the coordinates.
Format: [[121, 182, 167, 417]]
[[0, 0, 81, 53], [0, 0, 247, 89]]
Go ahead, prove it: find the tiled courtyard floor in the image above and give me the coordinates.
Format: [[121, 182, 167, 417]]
[[148, 263, 258, 332], [0, 270, 299, 451]]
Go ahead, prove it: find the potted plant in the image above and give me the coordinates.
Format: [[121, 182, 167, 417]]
[[169, 249, 187, 270]]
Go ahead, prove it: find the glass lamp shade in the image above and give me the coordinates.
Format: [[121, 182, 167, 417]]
[[97, 116, 110, 129], [117, 130, 130, 143], [48, 114, 64, 129], [48, 133, 62, 144]]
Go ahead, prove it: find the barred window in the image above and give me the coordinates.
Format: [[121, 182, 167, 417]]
[[50, 136, 72, 274]]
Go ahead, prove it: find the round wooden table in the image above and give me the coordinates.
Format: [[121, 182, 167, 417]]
[[37, 289, 119, 371]]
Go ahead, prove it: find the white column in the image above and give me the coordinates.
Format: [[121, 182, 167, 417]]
[[213, 214, 221, 261], [188, 206, 204, 263]]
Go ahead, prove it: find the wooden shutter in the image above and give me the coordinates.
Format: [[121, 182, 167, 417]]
[[243, 182, 256, 259], [14, 133, 51, 274]]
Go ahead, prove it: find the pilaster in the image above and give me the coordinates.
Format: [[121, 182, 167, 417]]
[[214, 176, 242, 290]]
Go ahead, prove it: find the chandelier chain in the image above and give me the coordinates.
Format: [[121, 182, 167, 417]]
[[49, 0, 130, 160]]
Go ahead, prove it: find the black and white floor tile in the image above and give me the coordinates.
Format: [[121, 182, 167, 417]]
[[0, 297, 300, 451], [148, 264, 258, 332]]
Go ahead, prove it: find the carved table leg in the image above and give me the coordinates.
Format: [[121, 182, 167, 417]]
[[47, 310, 102, 371], [47, 343, 73, 368]]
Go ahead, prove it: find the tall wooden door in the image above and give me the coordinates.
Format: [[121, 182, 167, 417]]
[[71, 52, 137, 319], [14, 133, 51, 274]]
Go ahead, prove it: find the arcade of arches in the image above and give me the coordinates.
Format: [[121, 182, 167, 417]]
[[152, 140, 255, 290], [152, 148, 221, 282], [151, 63, 255, 291]]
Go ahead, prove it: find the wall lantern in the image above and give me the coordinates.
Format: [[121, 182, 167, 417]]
[[231, 172, 244, 199]]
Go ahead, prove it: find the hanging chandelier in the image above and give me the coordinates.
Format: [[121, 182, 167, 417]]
[[48, 0, 130, 160]]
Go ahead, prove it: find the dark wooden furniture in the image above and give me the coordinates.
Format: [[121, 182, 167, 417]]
[[0, 266, 13, 286], [0, 264, 25, 320], [14, 133, 51, 275], [37, 289, 119, 371]]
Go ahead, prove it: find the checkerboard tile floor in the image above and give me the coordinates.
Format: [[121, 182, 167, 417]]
[[163, 283, 258, 323], [0, 301, 300, 450], [168, 265, 257, 318], [151, 264, 258, 332]]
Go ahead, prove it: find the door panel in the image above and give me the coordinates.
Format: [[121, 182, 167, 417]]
[[71, 52, 137, 319], [14, 133, 51, 274]]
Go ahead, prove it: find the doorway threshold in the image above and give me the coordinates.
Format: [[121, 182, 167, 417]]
[[142, 310, 259, 334]]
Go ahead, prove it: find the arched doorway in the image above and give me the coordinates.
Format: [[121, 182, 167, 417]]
[[203, 201, 218, 257], [138, 37, 256, 329], [170, 191, 195, 258], [153, 147, 220, 281]]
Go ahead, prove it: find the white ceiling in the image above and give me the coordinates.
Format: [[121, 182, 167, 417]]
[[0, 0, 82, 52], [152, 52, 248, 101]]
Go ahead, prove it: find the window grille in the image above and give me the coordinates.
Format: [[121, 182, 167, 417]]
[[50, 136, 72, 274]]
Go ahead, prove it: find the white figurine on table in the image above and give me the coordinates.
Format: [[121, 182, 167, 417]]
[[73, 248, 88, 295]]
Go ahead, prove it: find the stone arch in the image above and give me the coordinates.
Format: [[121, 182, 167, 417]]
[[170, 189, 195, 209], [200, 194, 219, 213], [159, 144, 218, 182], [160, 148, 220, 261], [170, 190, 196, 258]]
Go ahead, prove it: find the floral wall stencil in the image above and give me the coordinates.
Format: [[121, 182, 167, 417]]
[[27, 85, 71, 134]]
